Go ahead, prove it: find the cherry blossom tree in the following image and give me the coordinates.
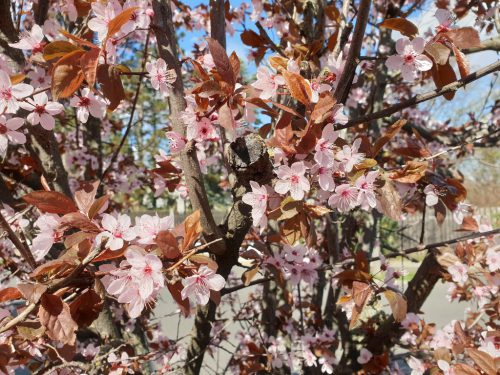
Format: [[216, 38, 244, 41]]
[[0, 0, 498, 374]]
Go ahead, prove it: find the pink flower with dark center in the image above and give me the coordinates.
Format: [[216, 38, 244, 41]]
[[314, 123, 338, 166], [252, 66, 285, 99], [274, 161, 310, 201], [126, 247, 164, 299], [0, 70, 33, 114], [9, 25, 45, 53], [20, 92, 64, 130], [448, 261, 468, 286], [328, 184, 358, 212], [336, 138, 364, 172], [69, 88, 107, 123], [145, 58, 177, 97], [242, 181, 269, 227], [0, 116, 25, 158], [181, 266, 225, 306], [385, 37, 433, 81], [97, 213, 137, 250], [355, 171, 378, 210]]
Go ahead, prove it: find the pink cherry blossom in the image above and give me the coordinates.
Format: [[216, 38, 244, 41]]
[[251, 66, 285, 99], [357, 348, 372, 364], [166, 131, 186, 154], [0, 116, 25, 158], [330, 104, 348, 125], [452, 201, 471, 225], [31, 214, 61, 261], [125, 247, 164, 299], [274, 161, 310, 201], [242, 181, 268, 227], [145, 58, 177, 97], [97, 213, 137, 250], [423, 184, 439, 206], [407, 356, 425, 375], [0, 70, 34, 114], [328, 184, 358, 212], [486, 247, 499, 272], [88, 1, 121, 40], [9, 24, 44, 53], [181, 265, 225, 306], [385, 37, 433, 81], [27, 67, 51, 89], [313, 163, 336, 192], [435, 9, 453, 31], [355, 171, 378, 210], [309, 80, 331, 103], [20, 92, 64, 130], [448, 261, 468, 285], [135, 213, 174, 245], [186, 117, 217, 142], [336, 138, 364, 172], [314, 123, 338, 166], [69, 88, 107, 123]]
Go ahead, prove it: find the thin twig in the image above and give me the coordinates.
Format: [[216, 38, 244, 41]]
[[339, 60, 500, 129], [100, 30, 151, 182], [0, 210, 36, 269]]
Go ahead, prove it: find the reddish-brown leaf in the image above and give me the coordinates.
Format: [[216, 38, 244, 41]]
[[91, 246, 127, 263], [167, 281, 190, 317], [384, 290, 407, 322], [333, 269, 373, 287], [88, 195, 109, 220], [371, 119, 407, 157], [182, 210, 203, 251], [69, 289, 103, 327], [355, 250, 369, 273], [51, 49, 85, 100], [378, 18, 419, 38], [17, 283, 48, 304], [39, 294, 77, 345], [451, 43, 470, 79], [156, 230, 181, 259], [282, 70, 312, 106], [60, 212, 100, 233], [80, 48, 100, 88], [74, 181, 99, 215], [377, 177, 403, 221], [43, 41, 83, 62], [189, 254, 219, 271], [106, 7, 139, 39], [425, 42, 451, 65], [451, 364, 480, 375], [466, 348, 496, 375], [23, 191, 78, 214], [30, 258, 78, 279], [431, 61, 457, 100], [0, 287, 22, 303], [218, 103, 237, 133], [241, 30, 264, 47], [389, 161, 428, 183], [352, 281, 372, 308], [59, 29, 97, 49], [229, 51, 240, 80], [96, 64, 125, 111], [311, 95, 335, 124], [445, 27, 481, 49], [206, 37, 235, 87], [242, 265, 260, 286]]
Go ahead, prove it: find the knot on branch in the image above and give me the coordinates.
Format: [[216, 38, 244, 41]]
[[226, 133, 273, 189]]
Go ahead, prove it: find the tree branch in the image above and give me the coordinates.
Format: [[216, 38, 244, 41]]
[[339, 60, 500, 129], [0, 210, 37, 269], [463, 36, 500, 54], [152, 0, 226, 255], [333, 0, 372, 103]]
